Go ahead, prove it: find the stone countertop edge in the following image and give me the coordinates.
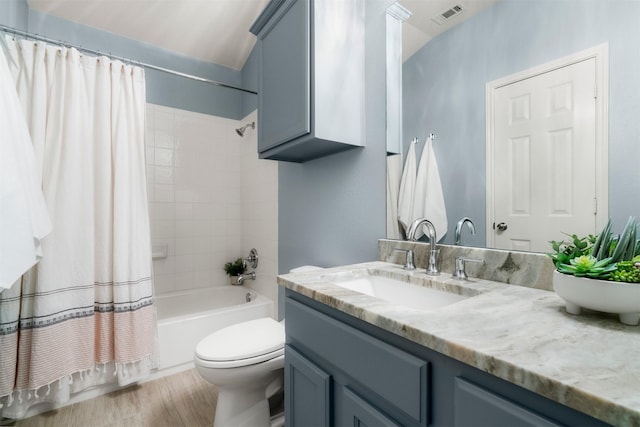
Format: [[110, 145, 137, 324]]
[[277, 261, 640, 427]]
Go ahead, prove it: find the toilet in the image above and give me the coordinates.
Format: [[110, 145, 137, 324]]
[[194, 317, 285, 427], [194, 265, 323, 427]]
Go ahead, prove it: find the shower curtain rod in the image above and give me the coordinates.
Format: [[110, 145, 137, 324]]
[[0, 24, 258, 95]]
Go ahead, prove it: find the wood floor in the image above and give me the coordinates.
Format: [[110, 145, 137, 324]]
[[8, 369, 218, 427]]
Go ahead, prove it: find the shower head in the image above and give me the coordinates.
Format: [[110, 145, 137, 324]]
[[236, 121, 255, 137]]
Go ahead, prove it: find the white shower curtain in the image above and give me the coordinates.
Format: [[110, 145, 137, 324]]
[[0, 36, 155, 419]]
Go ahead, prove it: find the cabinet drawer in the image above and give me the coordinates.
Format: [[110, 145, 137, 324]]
[[454, 378, 563, 427], [286, 298, 429, 425]]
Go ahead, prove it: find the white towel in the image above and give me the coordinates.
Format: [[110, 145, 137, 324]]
[[386, 154, 403, 239], [397, 139, 417, 236], [411, 135, 447, 241], [0, 40, 52, 291]]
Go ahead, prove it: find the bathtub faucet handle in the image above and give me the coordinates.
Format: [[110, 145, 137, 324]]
[[245, 248, 259, 269]]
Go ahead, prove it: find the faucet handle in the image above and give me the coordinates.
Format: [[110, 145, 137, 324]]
[[393, 248, 416, 271], [453, 257, 484, 280]]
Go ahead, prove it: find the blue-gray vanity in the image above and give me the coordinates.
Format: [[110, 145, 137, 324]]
[[277, 240, 640, 427]]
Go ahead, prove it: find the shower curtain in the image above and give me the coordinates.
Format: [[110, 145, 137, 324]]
[[0, 36, 155, 419]]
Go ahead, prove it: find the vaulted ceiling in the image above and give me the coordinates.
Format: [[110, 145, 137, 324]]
[[27, 0, 496, 70]]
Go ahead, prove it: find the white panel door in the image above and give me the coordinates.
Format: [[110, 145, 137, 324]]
[[491, 58, 597, 252]]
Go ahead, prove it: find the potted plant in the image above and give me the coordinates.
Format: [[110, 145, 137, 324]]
[[548, 216, 640, 325], [224, 257, 247, 285]]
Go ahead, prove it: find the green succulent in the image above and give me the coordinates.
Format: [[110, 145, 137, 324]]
[[609, 256, 640, 283], [556, 255, 617, 279], [224, 258, 246, 276], [548, 216, 640, 282], [547, 233, 595, 267]]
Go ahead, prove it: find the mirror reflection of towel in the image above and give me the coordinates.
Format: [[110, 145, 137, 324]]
[[397, 139, 417, 237], [411, 135, 447, 241], [386, 154, 403, 239]]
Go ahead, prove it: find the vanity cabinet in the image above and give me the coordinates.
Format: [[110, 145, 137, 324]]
[[285, 296, 429, 426], [285, 346, 402, 427], [285, 290, 612, 427], [249, 0, 365, 162]]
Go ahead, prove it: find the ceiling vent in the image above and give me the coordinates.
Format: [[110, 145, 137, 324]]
[[431, 4, 464, 25]]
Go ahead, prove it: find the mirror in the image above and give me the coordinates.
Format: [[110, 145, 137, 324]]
[[391, 0, 640, 251]]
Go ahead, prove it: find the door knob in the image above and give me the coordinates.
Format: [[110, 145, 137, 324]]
[[496, 222, 508, 231]]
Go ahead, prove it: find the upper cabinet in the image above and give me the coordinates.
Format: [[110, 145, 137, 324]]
[[250, 0, 365, 162]]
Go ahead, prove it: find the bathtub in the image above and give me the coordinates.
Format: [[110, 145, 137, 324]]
[[155, 286, 274, 370]]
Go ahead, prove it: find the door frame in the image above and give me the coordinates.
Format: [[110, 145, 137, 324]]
[[485, 43, 609, 248]]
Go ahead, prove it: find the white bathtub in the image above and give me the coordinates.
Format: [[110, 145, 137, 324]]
[[155, 286, 274, 370]]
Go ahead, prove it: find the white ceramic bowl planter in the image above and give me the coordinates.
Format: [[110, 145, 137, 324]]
[[553, 270, 640, 325]]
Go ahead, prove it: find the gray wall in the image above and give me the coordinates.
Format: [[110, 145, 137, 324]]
[[241, 46, 259, 118], [0, 0, 28, 30], [2, 0, 246, 120], [403, 0, 640, 245], [278, 0, 392, 314]]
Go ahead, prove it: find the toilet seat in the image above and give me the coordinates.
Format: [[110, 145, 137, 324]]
[[195, 317, 284, 369], [196, 348, 284, 369]]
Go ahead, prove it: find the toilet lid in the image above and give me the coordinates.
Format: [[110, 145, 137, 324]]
[[196, 318, 284, 363]]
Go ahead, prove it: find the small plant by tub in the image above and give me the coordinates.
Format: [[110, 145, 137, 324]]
[[224, 258, 247, 285], [547, 216, 640, 325]]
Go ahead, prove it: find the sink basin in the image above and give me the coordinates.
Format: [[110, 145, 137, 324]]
[[325, 273, 468, 311]]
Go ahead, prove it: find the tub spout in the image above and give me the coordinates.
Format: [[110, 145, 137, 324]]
[[237, 271, 256, 285]]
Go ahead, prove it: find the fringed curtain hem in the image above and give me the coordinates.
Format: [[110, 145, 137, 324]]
[[0, 355, 156, 419]]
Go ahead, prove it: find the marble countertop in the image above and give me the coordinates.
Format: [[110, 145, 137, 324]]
[[278, 261, 640, 427]]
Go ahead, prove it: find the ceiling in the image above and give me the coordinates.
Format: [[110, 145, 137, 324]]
[[27, 0, 496, 71], [399, 0, 496, 61]]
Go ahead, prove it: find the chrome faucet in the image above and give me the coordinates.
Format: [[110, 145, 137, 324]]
[[455, 217, 476, 245], [236, 271, 256, 285], [406, 218, 439, 276]]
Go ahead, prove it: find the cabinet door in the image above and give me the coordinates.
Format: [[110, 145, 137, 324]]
[[258, 0, 310, 152], [287, 297, 429, 426], [454, 378, 563, 427], [342, 387, 401, 427], [285, 345, 331, 427]]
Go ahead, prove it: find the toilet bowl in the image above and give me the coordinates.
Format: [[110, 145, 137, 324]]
[[194, 317, 285, 427], [194, 266, 323, 427]]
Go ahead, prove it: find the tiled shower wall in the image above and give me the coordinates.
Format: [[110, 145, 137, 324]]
[[145, 104, 278, 310], [239, 110, 279, 307]]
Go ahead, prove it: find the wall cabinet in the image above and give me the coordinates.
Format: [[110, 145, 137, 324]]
[[250, 0, 365, 162], [285, 290, 612, 427]]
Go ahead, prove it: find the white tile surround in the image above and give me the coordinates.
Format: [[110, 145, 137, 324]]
[[146, 105, 279, 313]]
